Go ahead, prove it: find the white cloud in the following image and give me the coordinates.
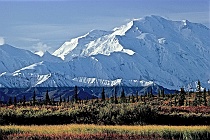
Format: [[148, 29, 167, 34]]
[[0, 37, 5, 45], [18, 37, 40, 42], [32, 42, 52, 53]]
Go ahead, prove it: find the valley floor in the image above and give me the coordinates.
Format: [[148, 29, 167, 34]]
[[1, 124, 210, 140], [1, 92, 210, 139]]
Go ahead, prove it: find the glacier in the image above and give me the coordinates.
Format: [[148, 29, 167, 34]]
[[0, 15, 210, 90]]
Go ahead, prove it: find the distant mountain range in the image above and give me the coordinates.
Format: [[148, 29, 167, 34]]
[[0, 15, 210, 90]]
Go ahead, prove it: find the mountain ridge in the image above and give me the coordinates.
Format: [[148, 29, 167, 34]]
[[0, 15, 209, 90]]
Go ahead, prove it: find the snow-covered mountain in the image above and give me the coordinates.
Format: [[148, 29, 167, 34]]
[[0, 15, 210, 90], [0, 44, 41, 74]]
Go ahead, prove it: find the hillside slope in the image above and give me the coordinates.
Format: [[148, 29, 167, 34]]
[[0, 15, 209, 89]]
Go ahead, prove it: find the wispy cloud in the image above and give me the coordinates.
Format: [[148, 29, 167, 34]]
[[0, 37, 5, 45], [168, 11, 209, 27], [32, 42, 52, 52], [17, 37, 40, 42]]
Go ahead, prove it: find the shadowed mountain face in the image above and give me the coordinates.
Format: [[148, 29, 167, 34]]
[[0, 15, 210, 90], [0, 85, 175, 103]]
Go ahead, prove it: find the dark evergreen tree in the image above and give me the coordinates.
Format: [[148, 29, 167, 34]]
[[110, 94, 114, 104], [143, 90, 146, 96], [51, 97, 55, 105], [150, 88, 153, 98], [96, 97, 99, 103], [143, 95, 146, 105], [8, 97, 12, 105], [128, 95, 131, 103], [19, 99, 22, 104], [195, 92, 202, 106], [174, 94, 178, 106], [169, 93, 172, 107], [73, 86, 78, 103], [198, 93, 202, 106], [32, 90, 36, 106], [131, 94, 135, 103], [140, 95, 143, 101], [158, 90, 161, 98], [161, 89, 165, 98], [187, 92, 190, 106], [178, 88, 185, 106], [59, 95, 62, 105], [135, 91, 139, 102], [120, 89, 126, 103], [45, 90, 50, 105], [193, 93, 199, 106], [67, 96, 70, 103], [197, 80, 201, 92], [14, 96, 17, 107], [23, 95, 26, 106], [114, 87, 118, 104], [208, 89, 210, 96], [146, 91, 149, 97], [101, 87, 105, 101], [203, 88, 207, 106]]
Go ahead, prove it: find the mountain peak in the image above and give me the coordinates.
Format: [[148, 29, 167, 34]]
[[1, 16, 210, 89], [53, 15, 210, 62], [0, 44, 41, 73], [86, 29, 112, 38], [42, 51, 62, 62], [34, 50, 45, 57]]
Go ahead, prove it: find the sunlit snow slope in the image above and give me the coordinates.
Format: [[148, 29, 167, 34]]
[[0, 15, 210, 89]]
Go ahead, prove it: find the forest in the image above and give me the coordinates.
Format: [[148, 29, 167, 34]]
[[0, 82, 210, 139]]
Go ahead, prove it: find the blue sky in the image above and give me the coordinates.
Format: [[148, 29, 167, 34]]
[[0, 0, 209, 53]]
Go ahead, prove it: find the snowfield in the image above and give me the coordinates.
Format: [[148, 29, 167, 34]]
[[0, 15, 209, 90]]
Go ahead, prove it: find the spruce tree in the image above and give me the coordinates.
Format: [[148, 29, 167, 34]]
[[114, 87, 118, 104], [150, 88, 153, 98], [203, 88, 207, 106], [158, 90, 161, 98], [135, 91, 139, 102], [8, 97, 12, 105], [120, 89, 126, 103], [174, 94, 178, 106], [101, 87, 105, 101], [131, 94, 135, 103], [51, 97, 54, 105], [45, 90, 50, 105], [33, 90, 36, 106], [161, 89, 165, 98], [146, 92, 149, 97], [110, 92, 114, 104], [143, 95, 146, 105], [23, 95, 26, 106], [193, 93, 199, 106], [187, 92, 190, 106], [73, 86, 78, 103], [59, 95, 62, 104], [140, 95, 143, 101], [197, 80, 201, 92], [169, 93, 172, 107], [14, 96, 17, 107], [128, 95, 131, 103], [178, 88, 185, 106]]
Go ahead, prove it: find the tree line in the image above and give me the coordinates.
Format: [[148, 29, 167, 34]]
[[4, 81, 210, 107]]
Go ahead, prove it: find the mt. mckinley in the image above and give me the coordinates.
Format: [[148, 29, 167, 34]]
[[0, 15, 210, 90]]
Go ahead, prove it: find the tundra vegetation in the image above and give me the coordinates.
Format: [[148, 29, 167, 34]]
[[0, 84, 210, 139]]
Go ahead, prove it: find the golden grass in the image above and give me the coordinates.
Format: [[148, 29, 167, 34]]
[[1, 124, 209, 135]]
